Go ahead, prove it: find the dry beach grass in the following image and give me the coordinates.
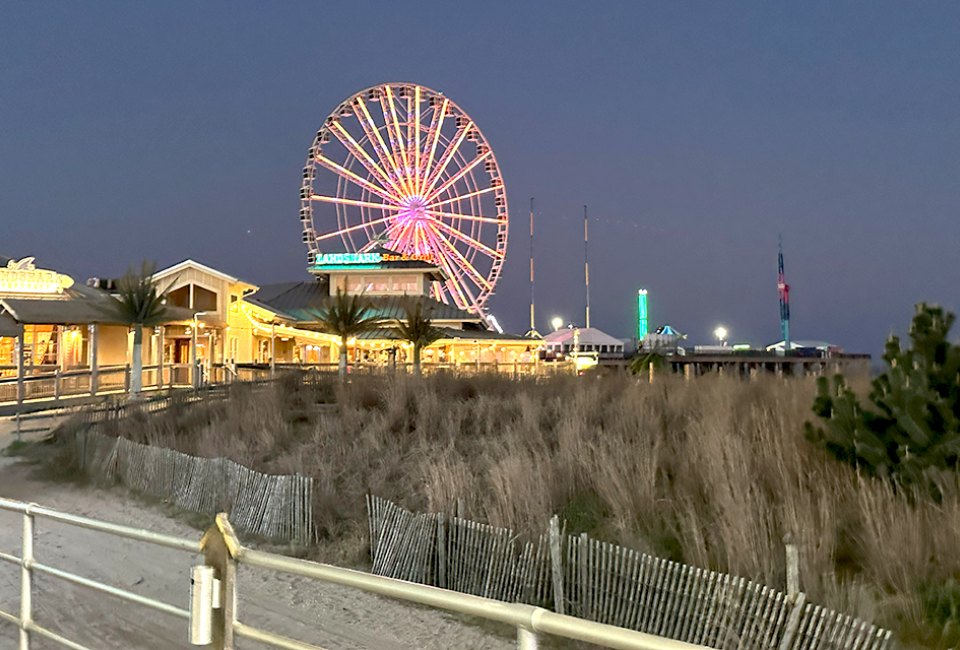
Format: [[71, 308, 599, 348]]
[[53, 372, 960, 648]]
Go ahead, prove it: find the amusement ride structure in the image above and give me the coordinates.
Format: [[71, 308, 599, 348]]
[[300, 82, 509, 315]]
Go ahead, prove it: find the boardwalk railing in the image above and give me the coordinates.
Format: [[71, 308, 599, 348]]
[[76, 431, 315, 544], [0, 360, 564, 408], [366, 496, 895, 650], [0, 497, 709, 650]]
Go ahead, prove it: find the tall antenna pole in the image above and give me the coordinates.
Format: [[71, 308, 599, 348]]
[[778, 235, 791, 352], [529, 197, 535, 333], [584, 205, 590, 329]]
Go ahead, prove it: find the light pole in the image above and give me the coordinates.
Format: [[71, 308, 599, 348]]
[[572, 326, 580, 375], [714, 325, 728, 347], [191, 311, 209, 389]]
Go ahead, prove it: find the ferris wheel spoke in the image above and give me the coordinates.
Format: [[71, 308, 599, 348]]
[[425, 152, 491, 203], [329, 122, 404, 199], [315, 154, 403, 204], [381, 86, 412, 192], [314, 214, 397, 243], [423, 121, 473, 196], [414, 85, 421, 195], [429, 186, 498, 209], [427, 224, 493, 291], [431, 220, 503, 260], [423, 227, 476, 308], [354, 98, 411, 196], [312, 194, 396, 211], [427, 209, 502, 225], [421, 98, 448, 193]]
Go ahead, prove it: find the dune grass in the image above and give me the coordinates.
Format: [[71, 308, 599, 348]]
[[53, 371, 960, 648]]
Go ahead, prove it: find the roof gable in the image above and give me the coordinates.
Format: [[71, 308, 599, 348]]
[[153, 259, 256, 290]]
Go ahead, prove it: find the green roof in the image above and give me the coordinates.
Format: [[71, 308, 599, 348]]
[[247, 282, 480, 324]]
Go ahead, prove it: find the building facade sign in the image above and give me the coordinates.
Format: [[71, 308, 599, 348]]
[[311, 252, 435, 269], [0, 258, 74, 296]]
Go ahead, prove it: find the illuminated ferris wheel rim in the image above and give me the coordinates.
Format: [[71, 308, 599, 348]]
[[300, 82, 509, 315]]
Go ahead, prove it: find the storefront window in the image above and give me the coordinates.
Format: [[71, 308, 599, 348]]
[[390, 275, 418, 293], [346, 276, 365, 293]]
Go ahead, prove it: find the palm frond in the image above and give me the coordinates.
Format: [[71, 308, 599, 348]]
[[395, 300, 444, 348], [114, 261, 175, 326], [313, 289, 383, 338]]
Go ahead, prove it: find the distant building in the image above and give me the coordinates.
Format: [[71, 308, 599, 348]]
[[542, 327, 625, 359], [764, 340, 843, 355]]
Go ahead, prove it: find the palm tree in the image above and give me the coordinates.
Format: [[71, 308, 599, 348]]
[[395, 300, 444, 377], [315, 289, 382, 378], [113, 261, 175, 397]]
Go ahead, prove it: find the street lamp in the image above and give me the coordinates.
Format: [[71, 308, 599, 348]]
[[551, 316, 563, 332], [714, 325, 728, 347]]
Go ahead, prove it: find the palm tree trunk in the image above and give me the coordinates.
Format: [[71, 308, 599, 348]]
[[413, 345, 421, 377], [339, 336, 347, 380], [131, 323, 143, 396]]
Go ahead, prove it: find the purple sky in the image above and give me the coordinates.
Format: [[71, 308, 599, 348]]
[[2, 2, 958, 352]]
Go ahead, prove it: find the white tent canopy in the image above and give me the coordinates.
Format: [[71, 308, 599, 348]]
[[543, 327, 624, 354]]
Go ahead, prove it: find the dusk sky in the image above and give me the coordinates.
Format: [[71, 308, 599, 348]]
[[2, 2, 958, 353]]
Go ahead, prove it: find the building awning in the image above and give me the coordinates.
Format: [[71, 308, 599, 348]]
[[0, 297, 193, 326], [0, 311, 19, 337]]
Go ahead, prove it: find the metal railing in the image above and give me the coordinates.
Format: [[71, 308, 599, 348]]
[[0, 361, 563, 408], [0, 497, 202, 650], [0, 498, 706, 650]]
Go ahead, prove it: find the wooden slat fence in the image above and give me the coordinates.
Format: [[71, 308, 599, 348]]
[[366, 495, 553, 607], [366, 496, 894, 650], [76, 431, 314, 545]]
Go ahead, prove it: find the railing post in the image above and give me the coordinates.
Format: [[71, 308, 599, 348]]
[[20, 506, 34, 650], [54, 369, 61, 401], [201, 514, 239, 649], [124, 364, 131, 392], [517, 627, 539, 649], [88, 323, 99, 396]]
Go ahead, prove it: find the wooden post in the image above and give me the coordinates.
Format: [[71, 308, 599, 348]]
[[784, 533, 799, 598], [437, 513, 447, 590], [88, 323, 99, 395], [270, 322, 276, 379], [54, 368, 61, 400], [683, 363, 691, 381], [191, 320, 199, 390], [777, 592, 806, 650], [548, 515, 565, 615], [157, 325, 165, 389], [200, 514, 239, 650], [16, 323, 25, 405]]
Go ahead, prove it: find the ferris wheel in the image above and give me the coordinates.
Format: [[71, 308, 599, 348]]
[[300, 82, 508, 315]]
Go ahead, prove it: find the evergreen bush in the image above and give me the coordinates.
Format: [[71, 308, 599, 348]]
[[806, 304, 960, 489]]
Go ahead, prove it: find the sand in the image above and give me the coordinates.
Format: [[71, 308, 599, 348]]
[[0, 430, 515, 649]]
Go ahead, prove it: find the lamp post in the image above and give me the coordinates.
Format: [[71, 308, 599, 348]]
[[191, 311, 209, 389], [572, 326, 580, 375], [270, 321, 276, 378], [714, 326, 728, 347]]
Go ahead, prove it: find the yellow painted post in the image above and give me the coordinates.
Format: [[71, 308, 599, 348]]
[[200, 514, 240, 649]]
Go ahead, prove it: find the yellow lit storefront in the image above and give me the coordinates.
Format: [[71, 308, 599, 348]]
[[0, 255, 191, 403], [0, 251, 541, 404], [151, 252, 539, 374]]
